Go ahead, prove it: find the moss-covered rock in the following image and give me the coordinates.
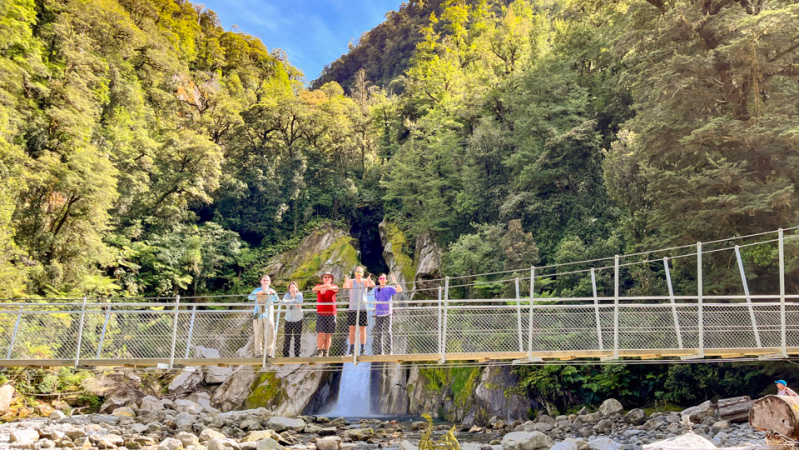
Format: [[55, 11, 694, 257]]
[[244, 363, 336, 416], [264, 225, 360, 290], [379, 219, 417, 289]]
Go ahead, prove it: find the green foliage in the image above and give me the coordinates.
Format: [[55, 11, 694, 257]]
[[419, 413, 461, 450]]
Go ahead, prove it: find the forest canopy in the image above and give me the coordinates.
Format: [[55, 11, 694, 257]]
[[1, 0, 799, 300]]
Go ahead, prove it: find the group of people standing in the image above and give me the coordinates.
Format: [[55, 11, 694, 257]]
[[247, 266, 402, 358]]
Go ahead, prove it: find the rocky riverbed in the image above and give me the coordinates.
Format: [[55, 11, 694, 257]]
[[0, 395, 769, 450]]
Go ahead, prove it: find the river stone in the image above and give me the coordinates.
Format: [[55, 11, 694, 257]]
[[175, 432, 200, 448], [256, 438, 284, 450], [175, 412, 195, 429], [711, 420, 730, 432], [587, 437, 623, 450], [681, 401, 714, 424], [501, 431, 554, 450], [49, 410, 67, 421], [593, 419, 613, 434], [624, 408, 647, 426], [159, 438, 184, 450], [598, 399, 623, 417], [240, 418, 261, 430], [10, 429, 40, 444], [242, 430, 285, 444], [200, 429, 226, 442], [344, 428, 374, 441], [397, 440, 417, 450], [39, 439, 56, 449], [207, 439, 234, 450], [212, 366, 257, 412], [642, 432, 718, 449], [582, 412, 601, 425], [140, 395, 164, 412], [319, 427, 338, 436], [97, 434, 125, 449], [111, 406, 136, 418], [316, 437, 342, 450], [175, 399, 203, 415], [550, 442, 579, 450], [529, 422, 554, 433], [267, 416, 306, 432]]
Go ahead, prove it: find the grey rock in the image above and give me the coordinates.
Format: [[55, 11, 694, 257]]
[[212, 366, 258, 412], [550, 442, 579, 450], [97, 434, 124, 449], [207, 439, 234, 450], [267, 417, 306, 432], [344, 428, 374, 441], [598, 399, 623, 418], [10, 429, 40, 444], [680, 401, 715, 424], [304, 423, 322, 434], [641, 432, 718, 449], [500, 431, 554, 450], [319, 427, 338, 436], [624, 408, 647, 426], [538, 415, 556, 425], [586, 437, 623, 450], [169, 368, 204, 395], [159, 438, 185, 450], [49, 410, 67, 421], [316, 437, 342, 450], [241, 418, 261, 431], [528, 422, 554, 433], [256, 438, 284, 450], [175, 399, 204, 415], [176, 412, 195, 430], [711, 420, 729, 432], [38, 439, 56, 449], [176, 432, 200, 448], [200, 429, 227, 442], [593, 419, 613, 434], [111, 406, 136, 418], [582, 412, 602, 425]]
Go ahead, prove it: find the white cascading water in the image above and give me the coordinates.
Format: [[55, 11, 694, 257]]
[[325, 290, 375, 417]]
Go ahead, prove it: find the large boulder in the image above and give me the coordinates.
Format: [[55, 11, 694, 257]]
[[0, 384, 15, 414], [194, 346, 234, 385], [501, 431, 554, 450], [624, 408, 647, 425], [247, 364, 337, 416], [168, 368, 203, 395], [587, 437, 623, 450], [642, 432, 718, 449], [99, 390, 137, 414], [212, 366, 257, 412], [256, 438, 285, 450], [174, 399, 203, 415], [267, 416, 306, 432], [598, 399, 623, 417], [681, 401, 715, 424], [10, 429, 40, 444]]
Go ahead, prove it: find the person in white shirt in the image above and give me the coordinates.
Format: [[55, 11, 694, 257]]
[[776, 380, 799, 397]]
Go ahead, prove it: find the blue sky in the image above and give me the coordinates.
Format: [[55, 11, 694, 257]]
[[201, 0, 404, 83]]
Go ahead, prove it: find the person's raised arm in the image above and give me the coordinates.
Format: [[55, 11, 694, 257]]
[[391, 274, 403, 293], [365, 274, 376, 288], [343, 274, 352, 289]]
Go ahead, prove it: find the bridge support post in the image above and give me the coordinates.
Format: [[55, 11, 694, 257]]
[[169, 295, 180, 368], [780, 229, 787, 357], [528, 267, 535, 360], [516, 278, 523, 352], [440, 277, 449, 364], [354, 288, 361, 366], [74, 296, 87, 368], [734, 245, 762, 348], [96, 304, 111, 358], [437, 287, 443, 357], [613, 255, 619, 360], [697, 242, 704, 358], [591, 269, 603, 351], [184, 305, 197, 358], [6, 306, 23, 360], [663, 257, 684, 349]]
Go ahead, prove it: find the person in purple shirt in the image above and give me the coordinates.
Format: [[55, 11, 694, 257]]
[[373, 273, 403, 355]]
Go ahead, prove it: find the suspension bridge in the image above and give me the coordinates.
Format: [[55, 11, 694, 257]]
[[2, 227, 799, 369]]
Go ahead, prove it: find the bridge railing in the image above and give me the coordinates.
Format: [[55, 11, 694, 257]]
[[0, 295, 797, 366]]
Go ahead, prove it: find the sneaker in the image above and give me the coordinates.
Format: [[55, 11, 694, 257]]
[[360, 345, 365, 355], [323, 349, 330, 357], [316, 348, 324, 357], [347, 344, 354, 355]]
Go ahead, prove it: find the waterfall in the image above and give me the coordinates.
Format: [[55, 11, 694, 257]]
[[325, 290, 375, 417]]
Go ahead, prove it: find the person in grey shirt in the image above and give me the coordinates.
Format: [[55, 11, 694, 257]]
[[342, 266, 375, 355], [281, 282, 304, 357]]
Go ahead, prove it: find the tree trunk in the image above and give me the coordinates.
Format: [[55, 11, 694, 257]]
[[719, 396, 753, 423], [749, 395, 799, 438]]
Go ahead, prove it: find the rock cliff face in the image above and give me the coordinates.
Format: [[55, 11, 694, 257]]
[[264, 225, 360, 290], [373, 363, 533, 425], [378, 220, 442, 299]]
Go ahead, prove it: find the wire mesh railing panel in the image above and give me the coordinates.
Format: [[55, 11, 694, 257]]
[[391, 307, 441, 355], [700, 304, 773, 349], [91, 310, 175, 360], [751, 304, 781, 348], [531, 307, 602, 352], [787, 303, 799, 347], [182, 310, 252, 359], [0, 311, 19, 357], [445, 306, 525, 354], [618, 306, 683, 350], [10, 310, 82, 360]]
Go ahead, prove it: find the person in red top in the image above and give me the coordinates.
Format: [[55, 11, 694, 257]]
[[312, 272, 339, 357]]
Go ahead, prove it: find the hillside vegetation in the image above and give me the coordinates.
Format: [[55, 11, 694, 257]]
[[2, 0, 799, 303]]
